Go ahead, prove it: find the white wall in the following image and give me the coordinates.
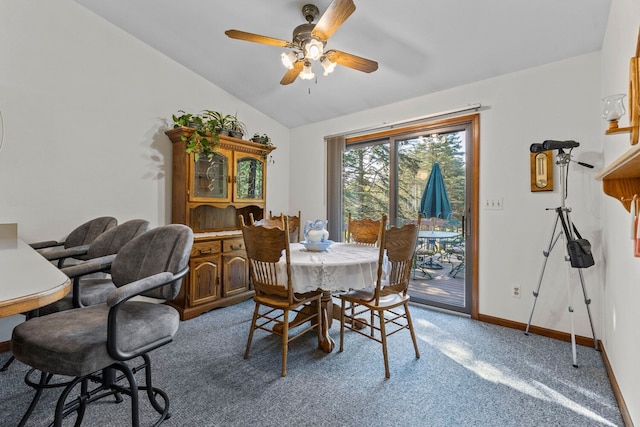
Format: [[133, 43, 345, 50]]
[[0, 0, 289, 339], [600, 0, 640, 422], [291, 53, 603, 338], [0, 0, 290, 242]]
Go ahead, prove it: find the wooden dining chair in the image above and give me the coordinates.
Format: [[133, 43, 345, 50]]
[[339, 215, 422, 378], [240, 215, 322, 377], [248, 212, 284, 228], [346, 213, 383, 246], [269, 210, 301, 243]]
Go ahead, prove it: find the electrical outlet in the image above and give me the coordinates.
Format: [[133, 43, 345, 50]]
[[483, 198, 503, 210], [512, 286, 521, 298]]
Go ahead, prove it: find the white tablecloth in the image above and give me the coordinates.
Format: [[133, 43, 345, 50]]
[[281, 242, 380, 293]]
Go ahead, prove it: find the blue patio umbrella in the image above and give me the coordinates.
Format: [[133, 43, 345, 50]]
[[419, 162, 452, 224]]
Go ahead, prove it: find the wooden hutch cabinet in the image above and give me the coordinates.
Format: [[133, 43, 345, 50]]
[[165, 127, 275, 320]]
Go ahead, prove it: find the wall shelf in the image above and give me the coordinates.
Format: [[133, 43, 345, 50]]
[[597, 29, 640, 211], [605, 125, 634, 135], [595, 144, 640, 211]]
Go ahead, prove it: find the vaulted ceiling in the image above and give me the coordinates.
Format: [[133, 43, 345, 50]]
[[76, 0, 611, 128]]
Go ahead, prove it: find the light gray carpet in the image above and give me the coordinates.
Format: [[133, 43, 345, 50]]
[[0, 300, 623, 426]]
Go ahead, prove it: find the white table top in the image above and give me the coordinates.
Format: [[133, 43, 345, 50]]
[[284, 242, 380, 294], [0, 238, 71, 317], [418, 230, 460, 239]]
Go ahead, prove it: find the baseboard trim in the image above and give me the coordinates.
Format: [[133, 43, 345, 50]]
[[478, 314, 633, 427], [477, 313, 598, 347], [0, 341, 9, 353], [600, 342, 634, 427]]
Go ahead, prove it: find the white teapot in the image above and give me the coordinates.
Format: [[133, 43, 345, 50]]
[[304, 220, 329, 243]]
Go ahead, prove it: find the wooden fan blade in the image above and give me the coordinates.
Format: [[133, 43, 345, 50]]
[[311, 0, 356, 41], [280, 61, 304, 85], [326, 50, 378, 73], [225, 30, 290, 48]]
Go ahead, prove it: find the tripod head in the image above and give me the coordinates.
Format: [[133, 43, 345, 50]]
[[529, 140, 593, 207], [530, 140, 594, 169]]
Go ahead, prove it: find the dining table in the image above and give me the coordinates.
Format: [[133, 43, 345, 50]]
[[281, 241, 380, 353], [0, 233, 71, 318]]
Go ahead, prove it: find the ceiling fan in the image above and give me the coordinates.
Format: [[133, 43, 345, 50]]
[[225, 0, 378, 85]]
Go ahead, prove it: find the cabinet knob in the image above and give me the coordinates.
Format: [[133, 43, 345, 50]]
[[199, 248, 213, 255]]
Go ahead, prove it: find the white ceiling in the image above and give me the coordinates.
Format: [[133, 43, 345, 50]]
[[75, 0, 611, 129]]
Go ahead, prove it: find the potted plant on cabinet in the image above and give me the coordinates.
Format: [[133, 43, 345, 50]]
[[203, 110, 233, 136], [251, 133, 272, 146], [251, 133, 275, 163], [172, 110, 219, 161], [228, 114, 246, 139]]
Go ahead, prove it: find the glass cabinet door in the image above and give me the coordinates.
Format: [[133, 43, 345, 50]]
[[235, 154, 264, 201], [192, 151, 229, 200]]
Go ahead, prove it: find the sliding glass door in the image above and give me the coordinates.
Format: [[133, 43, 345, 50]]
[[396, 131, 468, 313], [343, 139, 390, 235], [340, 116, 477, 315]]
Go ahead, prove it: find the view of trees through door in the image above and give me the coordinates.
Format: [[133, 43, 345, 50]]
[[342, 125, 471, 313]]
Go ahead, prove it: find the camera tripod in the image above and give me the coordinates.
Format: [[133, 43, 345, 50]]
[[524, 147, 598, 367]]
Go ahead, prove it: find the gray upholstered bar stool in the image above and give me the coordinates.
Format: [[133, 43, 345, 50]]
[[38, 219, 151, 315], [31, 216, 118, 268], [10, 224, 193, 427], [0, 219, 150, 373]]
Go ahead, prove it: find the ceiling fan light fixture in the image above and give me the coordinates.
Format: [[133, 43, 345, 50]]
[[281, 51, 298, 69], [303, 38, 324, 61], [321, 56, 336, 76], [299, 60, 315, 80], [225, 0, 378, 86]]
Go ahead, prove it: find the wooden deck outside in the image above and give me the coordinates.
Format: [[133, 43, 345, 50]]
[[408, 259, 465, 308]]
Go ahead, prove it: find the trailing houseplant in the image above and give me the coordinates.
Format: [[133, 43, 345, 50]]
[[172, 110, 219, 161], [171, 110, 198, 128], [251, 132, 275, 163]]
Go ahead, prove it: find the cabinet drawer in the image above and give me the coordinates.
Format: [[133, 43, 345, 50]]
[[191, 240, 222, 258], [223, 238, 245, 252]]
